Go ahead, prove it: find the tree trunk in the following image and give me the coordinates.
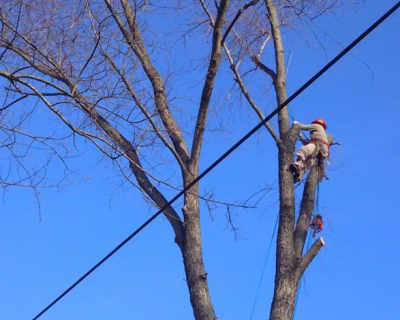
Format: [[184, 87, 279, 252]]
[[269, 135, 297, 320], [264, 0, 306, 318], [269, 271, 299, 320], [182, 183, 216, 320]]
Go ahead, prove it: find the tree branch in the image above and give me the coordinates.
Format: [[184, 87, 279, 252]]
[[0, 69, 187, 248], [223, 44, 280, 144], [191, 0, 229, 174], [264, 0, 290, 135], [221, 0, 260, 45], [251, 54, 276, 80], [102, 50, 188, 173], [0, 93, 28, 113], [293, 166, 319, 257], [104, 0, 191, 167], [296, 237, 325, 277], [0, 14, 68, 83]]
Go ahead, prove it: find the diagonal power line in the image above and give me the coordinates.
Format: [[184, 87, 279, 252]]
[[32, 2, 400, 319]]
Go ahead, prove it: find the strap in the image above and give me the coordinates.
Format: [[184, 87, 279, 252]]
[[310, 139, 329, 146]]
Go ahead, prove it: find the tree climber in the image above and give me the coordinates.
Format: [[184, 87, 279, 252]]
[[290, 118, 333, 183]]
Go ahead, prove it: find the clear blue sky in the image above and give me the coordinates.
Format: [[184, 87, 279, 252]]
[[1, 1, 400, 320]]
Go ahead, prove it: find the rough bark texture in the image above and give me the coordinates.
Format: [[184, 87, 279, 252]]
[[264, 1, 325, 319], [265, 0, 297, 317], [107, 1, 229, 318], [293, 167, 319, 257], [182, 181, 216, 320], [270, 128, 298, 320], [181, 2, 229, 318]]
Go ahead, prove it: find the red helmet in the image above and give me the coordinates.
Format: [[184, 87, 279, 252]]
[[311, 118, 327, 130]]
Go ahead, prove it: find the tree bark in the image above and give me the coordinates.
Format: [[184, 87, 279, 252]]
[[269, 272, 299, 320], [182, 181, 216, 320], [265, 0, 296, 318], [270, 128, 298, 320], [179, 2, 229, 318], [293, 166, 319, 257], [263, 0, 323, 318]]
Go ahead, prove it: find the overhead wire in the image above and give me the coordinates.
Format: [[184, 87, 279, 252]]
[[32, 2, 400, 319]]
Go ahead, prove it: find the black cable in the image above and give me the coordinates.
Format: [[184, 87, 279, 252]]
[[32, 2, 400, 319]]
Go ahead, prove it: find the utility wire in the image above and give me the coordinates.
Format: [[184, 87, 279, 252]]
[[32, 2, 400, 319]]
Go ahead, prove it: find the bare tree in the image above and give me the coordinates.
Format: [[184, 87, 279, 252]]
[[0, 0, 342, 319]]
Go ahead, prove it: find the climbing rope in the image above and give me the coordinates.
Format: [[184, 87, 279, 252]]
[[288, 105, 296, 121], [249, 213, 279, 320], [286, 103, 311, 143]]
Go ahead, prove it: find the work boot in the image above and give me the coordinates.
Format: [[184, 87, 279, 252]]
[[289, 164, 301, 183]]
